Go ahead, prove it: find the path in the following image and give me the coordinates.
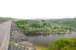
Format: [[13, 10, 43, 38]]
[[0, 21, 12, 50]]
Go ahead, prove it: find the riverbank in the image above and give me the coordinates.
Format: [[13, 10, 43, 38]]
[[34, 45, 48, 50]]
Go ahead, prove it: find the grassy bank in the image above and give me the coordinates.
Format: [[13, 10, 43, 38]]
[[34, 45, 48, 50], [48, 38, 76, 50], [34, 38, 76, 50]]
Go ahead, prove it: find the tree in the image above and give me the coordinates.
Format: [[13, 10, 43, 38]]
[[48, 38, 76, 50]]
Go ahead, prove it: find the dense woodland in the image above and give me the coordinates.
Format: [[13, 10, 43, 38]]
[[16, 18, 76, 35], [1, 17, 76, 50]]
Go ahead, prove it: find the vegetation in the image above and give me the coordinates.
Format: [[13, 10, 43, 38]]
[[48, 38, 76, 50], [0, 17, 76, 50], [34, 45, 48, 50], [16, 18, 76, 35]]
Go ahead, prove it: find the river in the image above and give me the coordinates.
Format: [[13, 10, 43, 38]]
[[27, 32, 76, 45]]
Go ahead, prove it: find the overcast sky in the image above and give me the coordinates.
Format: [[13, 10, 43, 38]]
[[0, 0, 76, 19]]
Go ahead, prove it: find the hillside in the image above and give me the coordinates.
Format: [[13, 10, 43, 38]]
[[16, 18, 76, 35], [0, 17, 16, 23], [0, 17, 76, 35]]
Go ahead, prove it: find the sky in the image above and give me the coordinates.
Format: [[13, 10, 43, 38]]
[[0, 0, 76, 19]]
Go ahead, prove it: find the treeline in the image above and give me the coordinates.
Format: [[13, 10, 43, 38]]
[[16, 18, 76, 35]]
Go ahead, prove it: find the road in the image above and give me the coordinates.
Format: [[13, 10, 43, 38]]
[[0, 21, 12, 50]]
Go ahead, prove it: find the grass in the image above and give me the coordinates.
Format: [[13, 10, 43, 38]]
[[34, 45, 48, 50]]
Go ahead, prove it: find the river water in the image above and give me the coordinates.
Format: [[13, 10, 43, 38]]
[[27, 32, 76, 45]]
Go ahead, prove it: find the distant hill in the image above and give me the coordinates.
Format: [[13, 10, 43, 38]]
[[0, 17, 20, 23], [0, 17, 76, 35], [0, 17, 13, 23], [16, 18, 76, 35]]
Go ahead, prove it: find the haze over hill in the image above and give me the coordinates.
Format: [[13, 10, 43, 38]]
[[0, 16, 76, 19]]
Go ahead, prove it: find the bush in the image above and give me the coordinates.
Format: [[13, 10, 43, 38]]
[[48, 38, 76, 50]]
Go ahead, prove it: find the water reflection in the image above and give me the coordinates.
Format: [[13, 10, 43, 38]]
[[27, 32, 76, 45]]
